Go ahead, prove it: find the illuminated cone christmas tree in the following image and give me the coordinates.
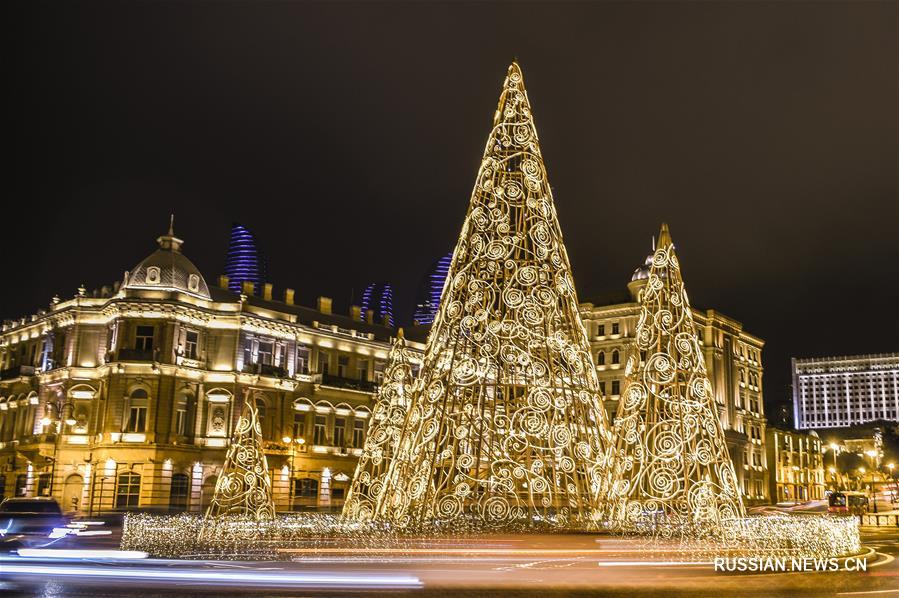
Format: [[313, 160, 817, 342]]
[[343, 329, 416, 521], [376, 62, 611, 528], [607, 223, 745, 533], [205, 394, 275, 520]]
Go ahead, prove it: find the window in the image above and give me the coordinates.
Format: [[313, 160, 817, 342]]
[[612, 350, 620, 365], [135, 326, 154, 352], [175, 406, 188, 436], [612, 323, 620, 335], [597, 324, 605, 336], [318, 351, 330, 375], [292, 413, 306, 441], [115, 473, 141, 509], [599, 381, 606, 394], [357, 359, 369, 381], [125, 405, 147, 432], [37, 473, 51, 497], [15, 474, 27, 496], [597, 352, 605, 366], [257, 341, 274, 365], [293, 478, 318, 504], [374, 360, 386, 384], [170, 474, 189, 511], [296, 345, 310, 374], [184, 331, 199, 360], [352, 419, 365, 448], [313, 415, 327, 445], [337, 355, 349, 378], [125, 388, 149, 433], [334, 417, 346, 447], [611, 380, 620, 395], [187, 274, 200, 293]]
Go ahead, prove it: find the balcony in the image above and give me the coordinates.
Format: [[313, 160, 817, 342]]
[[242, 362, 287, 378], [320, 373, 377, 393], [117, 348, 155, 362], [0, 365, 35, 380]]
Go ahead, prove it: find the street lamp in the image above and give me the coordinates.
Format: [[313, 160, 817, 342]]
[[282, 436, 306, 510]]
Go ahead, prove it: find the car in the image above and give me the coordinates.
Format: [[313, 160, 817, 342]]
[[0, 497, 68, 550]]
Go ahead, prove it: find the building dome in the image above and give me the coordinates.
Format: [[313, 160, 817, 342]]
[[630, 253, 653, 282], [123, 219, 211, 299]]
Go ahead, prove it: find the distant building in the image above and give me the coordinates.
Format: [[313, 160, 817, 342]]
[[361, 282, 394, 328], [580, 244, 769, 505], [224, 222, 267, 294], [0, 224, 421, 514], [412, 253, 453, 326], [791, 353, 899, 430], [765, 427, 825, 503]]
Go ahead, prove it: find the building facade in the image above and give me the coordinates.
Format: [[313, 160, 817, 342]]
[[792, 353, 899, 430], [579, 251, 770, 505], [0, 226, 421, 515], [765, 427, 826, 503]]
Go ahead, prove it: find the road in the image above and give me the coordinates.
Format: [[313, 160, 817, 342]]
[[1, 524, 896, 596]]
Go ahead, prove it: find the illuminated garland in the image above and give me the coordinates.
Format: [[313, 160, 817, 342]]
[[343, 330, 415, 521], [607, 223, 745, 534], [372, 62, 612, 529], [121, 512, 860, 561], [203, 395, 275, 523]]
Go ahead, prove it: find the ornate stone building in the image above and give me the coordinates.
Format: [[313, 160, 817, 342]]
[[579, 248, 770, 505], [0, 224, 421, 514], [765, 427, 826, 503]]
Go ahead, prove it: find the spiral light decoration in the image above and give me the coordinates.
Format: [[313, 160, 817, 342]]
[[203, 394, 275, 523], [367, 62, 612, 529], [607, 223, 746, 535], [342, 330, 416, 521]]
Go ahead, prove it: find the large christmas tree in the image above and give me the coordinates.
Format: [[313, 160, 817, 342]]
[[343, 329, 416, 522], [375, 62, 611, 528], [607, 223, 745, 534], [204, 393, 275, 520]]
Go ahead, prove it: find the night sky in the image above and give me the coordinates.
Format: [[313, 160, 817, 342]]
[[8, 2, 898, 417]]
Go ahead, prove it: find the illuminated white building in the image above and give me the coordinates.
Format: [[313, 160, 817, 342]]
[[0, 223, 421, 514], [792, 353, 899, 430]]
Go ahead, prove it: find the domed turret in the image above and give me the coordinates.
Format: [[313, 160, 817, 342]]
[[122, 217, 211, 299]]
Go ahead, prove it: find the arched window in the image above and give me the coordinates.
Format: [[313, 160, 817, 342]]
[[611, 350, 620, 365], [597, 352, 605, 366], [125, 388, 149, 433], [115, 472, 141, 509], [169, 473, 190, 512]]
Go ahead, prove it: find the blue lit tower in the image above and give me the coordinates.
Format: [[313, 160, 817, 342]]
[[361, 282, 395, 327], [412, 252, 452, 325], [224, 223, 267, 293]]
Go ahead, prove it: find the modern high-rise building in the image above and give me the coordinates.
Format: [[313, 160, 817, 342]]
[[361, 282, 394, 328], [580, 243, 770, 505], [791, 353, 899, 430], [224, 222, 267, 294], [412, 252, 452, 326]]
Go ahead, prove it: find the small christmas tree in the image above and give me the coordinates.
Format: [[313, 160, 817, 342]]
[[343, 329, 416, 522], [204, 393, 275, 520], [374, 62, 611, 529], [607, 223, 745, 535]]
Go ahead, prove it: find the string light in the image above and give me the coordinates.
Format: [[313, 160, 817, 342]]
[[202, 397, 275, 527], [343, 330, 415, 522], [365, 61, 612, 529]]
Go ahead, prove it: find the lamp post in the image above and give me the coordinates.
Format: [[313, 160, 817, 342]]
[[828, 466, 837, 492], [282, 436, 306, 511], [888, 462, 896, 505], [865, 450, 880, 513]]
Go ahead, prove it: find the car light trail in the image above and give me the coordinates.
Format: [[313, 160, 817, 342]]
[[0, 561, 424, 589], [17, 549, 148, 559]]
